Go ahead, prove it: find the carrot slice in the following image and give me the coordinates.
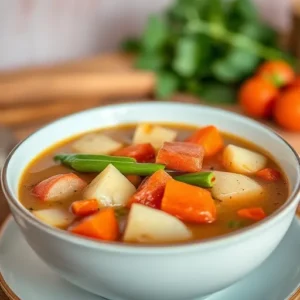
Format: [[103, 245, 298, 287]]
[[32, 173, 87, 202], [256, 168, 281, 182], [185, 125, 224, 157], [237, 207, 266, 221], [161, 179, 216, 224], [126, 175, 142, 188], [156, 142, 204, 172], [69, 208, 119, 241], [113, 143, 155, 163], [127, 170, 172, 209], [71, 199, 99, 217]]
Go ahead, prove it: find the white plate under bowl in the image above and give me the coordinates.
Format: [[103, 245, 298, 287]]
[[1, 216, 300, 300]]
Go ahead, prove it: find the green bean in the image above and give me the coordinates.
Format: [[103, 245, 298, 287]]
[[174, 172, 215, 188], [71, 160, 165, 175], [54, 153, 136, 166], [54, 154, 164, 175]]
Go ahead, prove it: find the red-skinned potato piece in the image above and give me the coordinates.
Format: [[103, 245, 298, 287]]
[[127, 170, 172, 209], [185, 126, 224, 157], [161, 179, 216, 224], [69, 208, 119, 241], [113, 143, 155, 163], [156, 142, 204, 172], [32, 173, 87, 202], [71, 199, 99, 217]]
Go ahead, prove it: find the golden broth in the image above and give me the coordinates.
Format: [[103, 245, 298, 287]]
[[18, 123, 289, 242]]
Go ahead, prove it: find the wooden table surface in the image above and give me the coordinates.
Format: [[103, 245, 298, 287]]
[[0, 53, 300, 300]]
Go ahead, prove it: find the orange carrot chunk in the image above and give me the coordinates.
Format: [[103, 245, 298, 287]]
[[69, 208, 119, 241], [185, 125, 224, 157], [71, 199, 99, 217], [32, 173, 87, 202], [127, 170, 172, 209], [156, 142, 204, 173], [113, 143, 155, 163], [126, 175, 142, 188], [161, 179, 216, 224], [237, 207, 266, 221], [256, 168, 281, 182]]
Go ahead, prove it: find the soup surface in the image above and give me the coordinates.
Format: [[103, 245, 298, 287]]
[[19, 123, 288, 244]]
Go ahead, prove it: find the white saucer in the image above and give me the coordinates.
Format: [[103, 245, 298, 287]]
[[1, 216, 300, 300]]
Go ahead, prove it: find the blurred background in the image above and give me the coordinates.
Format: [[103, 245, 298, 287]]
[[0, 0, 300, 141], [0, 0, 292, 70]]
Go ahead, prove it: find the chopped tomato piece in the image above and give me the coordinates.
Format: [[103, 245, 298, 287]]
[[237, 207, 266, 221], [156, 142, 204, 172], [161, 179, 216, 224], [113, 143, 155, 163], [126, 175, 142, 188], [32, 173, 87, 202], [71, 199, 99, 217], [69, 208, 119, 241], [127, 170, 172, 209], [256, 168, 281, 182], [185, 125, 224, 157]]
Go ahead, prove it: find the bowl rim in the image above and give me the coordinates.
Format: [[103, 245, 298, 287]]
[[2, 101, 300, 254]]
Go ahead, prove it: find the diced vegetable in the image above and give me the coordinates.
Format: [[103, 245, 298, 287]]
[[161, 179, 216, 224], [71, 199, 99, 217], [113, 143, 155, 163], [125, 175, 142, 188], [256, 168, 281, 182], [84, 164, 136, 207], [55, 153, 165, 175], [222, 144, 267, 174], [237, 207, 266, 221], [174, 172, 215, 188], [32, 173, 87, 202], [123, 203, 192, 243], [211, 171, 264, 202], [33, 208, 75, 228], [133, 124, 177, 149], [156, 142, 204, 172], [72, 133, 122, 155], [127, 169, 171, 209], [69, 208, 119, 241], [185, 125, 224, 157]]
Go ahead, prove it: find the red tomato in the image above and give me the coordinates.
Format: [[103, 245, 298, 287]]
[[257, 60, 295, 87], [273, 88, 300, 131], [239, 77, 279, 118], [289, 76, 300, 89]]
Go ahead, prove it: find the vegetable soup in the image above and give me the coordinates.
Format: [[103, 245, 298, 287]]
[[19, 123, 288, 244]]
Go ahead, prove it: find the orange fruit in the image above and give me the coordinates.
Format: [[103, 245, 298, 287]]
[[257, 60, 295, 87], [239, 77, 279, 118], [273, 88, 300, 131]]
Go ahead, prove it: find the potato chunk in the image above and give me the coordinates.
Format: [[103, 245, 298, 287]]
[[32, 173, 87, 202], [83, 164, 136, 207], [72, 133, 122, 154], [33, 208, 74, 228], [211, 171, 264, 202], [133, 124, 177, 149], [222, 144, 267, 174], [123, 204, 192, 243]]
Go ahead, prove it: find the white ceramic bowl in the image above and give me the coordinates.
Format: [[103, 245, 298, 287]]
[[2, 102, 300, 300]]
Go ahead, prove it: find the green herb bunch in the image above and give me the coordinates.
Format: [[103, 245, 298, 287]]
[[122, 0, 291, 103]]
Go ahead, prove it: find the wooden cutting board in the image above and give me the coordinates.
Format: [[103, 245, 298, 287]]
[[0, 52, 299, 152]]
